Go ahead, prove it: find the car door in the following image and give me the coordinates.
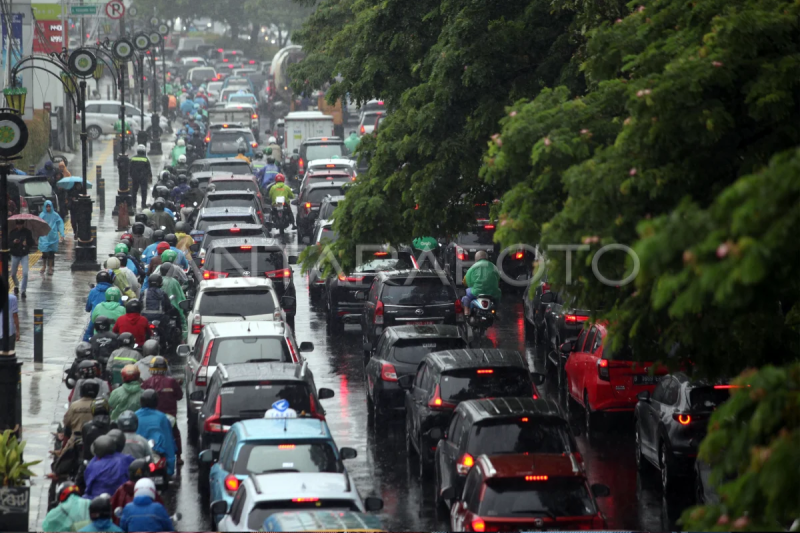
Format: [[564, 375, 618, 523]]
[[186, 330, 205, 399], [125, 104, 141, 130], [452, 469, 481, 530], [566, 327, 589, 399], [228, 484, 248, 531], [98, 103, 119, 132], [438, 411, 463, 496], [210, 432, 237, 503], [361, 279, 379, 339], [84, 103, 102, 130], [657, 377, 681, 451], [641, 378, 669, 459], [199, 377, 221, 447], [367, 330, 390, 393], [409, 363, 430, 446]]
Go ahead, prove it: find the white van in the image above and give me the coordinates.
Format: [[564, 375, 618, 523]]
[[284, 111, 335, 160], [82, 101, 170, 139]]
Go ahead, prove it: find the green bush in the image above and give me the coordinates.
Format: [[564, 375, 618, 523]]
[[17, 110, 49, 172]]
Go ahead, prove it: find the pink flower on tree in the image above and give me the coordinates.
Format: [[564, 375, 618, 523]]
[[712, 61, 724, 67], [716, 242, 730, 258], [543, 137, 551, 146], [629, 168, 637, 176]]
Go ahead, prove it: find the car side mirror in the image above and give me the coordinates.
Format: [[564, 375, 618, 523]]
[[210, 500, 229, 516], [176, 344, 192, 357], [591, 483, 611, 498], [318, 388, 335, 400], [290, 199, 298, 206], [298, 341, 314, 353], [428, 427, 443, 441], [637, 390, 650, 403], [288, 255, 298, 265], [198, 450, 214, 463], [440, 487, 456, 502], [559, 340, 573, 355], [354, 291, 366, 301], [397, 374, 414, 390], [530, 372, 546, 387], [178, 300, 191, 312], [364, 497, 383, 512], [541, 292, 555, 304], [339, 447, 357, 460], [280, 296, 297, 308], [189, 390, 205, 402], [189, 243, 200, 253]]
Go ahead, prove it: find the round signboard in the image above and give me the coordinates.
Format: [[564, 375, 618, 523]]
[[128, 5, 138, 16], [112, 38, 134, 61], [149, 16, 159, 26], [0, 112, 28, 157], [105, 0, 125, 19], [157, 23, 169, 36], [68, 48, 97, 78], [134, 32, 150, 51], [149, 31, 162, 46]]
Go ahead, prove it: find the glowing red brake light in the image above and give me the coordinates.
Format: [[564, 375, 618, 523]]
[[471, 518, 486, 532], [428, 384, 455, 410], [360, 125, 365, 134], [265, 269, 292, 279], [525, 475, 548, 481], [224, 474, 239, 492], [202, 270, 229, 280], [217, 48, 223, 52], [223, 59, 228, 62], [521, 417, 528, 422], [278, 444, 296, 449], [304, 202, 311, 209], [381, 362, 398, 382], [483, 224, 495, 230], [229, 227, 240, 233], [476, 369, 494, 374], [252, 114, 258, 119], [204, 135, 210, 143], [239, 245, 252, 250], [514, 251, 524, 260], [373, 251, 388, 257], [598, 359, 609, 368], [249, 60, 255, 64], [326, 164, 335, 168], [674, 414, 692, 425], [564, 314, 589, 323], [456, 247, 467, 261], [714, 384, 744, 389], [456, 453, 474, 475], [292, 498, 319, 502]]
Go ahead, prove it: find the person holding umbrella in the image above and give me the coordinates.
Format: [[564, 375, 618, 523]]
[[68, 182, 85, 239], [9, 219, 35, 298], [38, 200, 65, 275]]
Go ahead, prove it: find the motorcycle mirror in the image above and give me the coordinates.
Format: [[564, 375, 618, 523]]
[[114, 507, 123, 518], [148, 439, 156, 448]]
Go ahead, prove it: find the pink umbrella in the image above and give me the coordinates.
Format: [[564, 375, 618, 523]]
[[8, 214, 51, 238]]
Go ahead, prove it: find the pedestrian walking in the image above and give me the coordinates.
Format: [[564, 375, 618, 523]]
[[9, 219, 35, 299], [0, 292, 20, 351], [38, 200, 65, 275]]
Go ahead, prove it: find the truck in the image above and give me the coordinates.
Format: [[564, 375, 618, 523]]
[[268, 45, 305, 120], [284, 111, 335, 161]]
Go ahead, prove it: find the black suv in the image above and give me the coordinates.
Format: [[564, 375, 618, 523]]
[[432, 397, 577, 507], [298, 136, 347, 175], [442, 227, 497, 286], [295, 182, 346, 244], [358, 270, 461, 360], [201, 237, 297, 327], [365, 325, 467, 420], [538, 289, 594, 380], [188, 157, 253, 176], [198, 190, 264, 222], [397, 348, 545, 475], [193, 361, 334, 483], [325, 248, 417, 334]]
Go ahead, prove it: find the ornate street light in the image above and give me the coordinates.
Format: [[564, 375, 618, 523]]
[[60, 71, 76, 94], [2, 87, 26, 115]]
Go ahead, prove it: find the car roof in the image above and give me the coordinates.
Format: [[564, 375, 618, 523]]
[[205, 190, 258, 197], [305, 182, 346, 191], [205, 223, 264, 233], [247, 472, 355, 500], [308, 159, 355, 167], [388, 324, 463, 340], [216, 362, 308, 383], [457, 397, 561, 422], [477, 453, 584, 480], [304, 137, 343, 144], [377, 268, 445, 280], [198, 206, 257, 216], [425, 348, 527, 372], [207, 237, 284, 250], [208, 175, 258, 182], [207, 321, 285, 338], [234, 418, 333, 441], [198, 278, 274, 291]]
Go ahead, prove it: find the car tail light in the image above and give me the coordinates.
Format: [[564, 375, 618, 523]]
[[338, 274, 365, 283], [714, 384, 745, 389], [381, 363, 398, 382], [456, 247, 467, 261], [304, 202, 311, 209], [455, 299, 464, 323], [265, 269, 291, 279], [251, 142, 258, 148], [204, 135, 210, 143], [521, 417, 528, 422], [471, 518, 485, 532], [483, 224, 495, 230], [476, 369, 493, 374], [360, 125, 365, 134], [374, 301, 384, 324], [223, 58, 228, 62], [514, 251, 524, 260], [597, 358, 609, 381], [292, 498, 319, 502], [202, 270, 228, 280], [564, 314, 589, 323], [542, 282, 550, 293], [524, 475, 548, 481], [278, 444, 295, 449], [19, 197, 28, 214], [456, 453, 474, 475], [674, 413, 692, 425], [252, 113, 258, 119], [196, 340, 214, 386], [224, 474, 239, 493], [299, 158, 304, 171], [217, 48, 223, 52], [192, 314, 203, 334], [428, 384, 455, 410], [203, 396, 224, 432], [229, 227, 240, 233], [240, 245, 252, 250]]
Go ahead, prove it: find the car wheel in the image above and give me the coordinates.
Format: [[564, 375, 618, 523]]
[[584, 391, 601, 436], [660, 442, 674, 494], [362, 334, 371, 361], [635, 421, 646, 472], [87, 125, 102, 140]]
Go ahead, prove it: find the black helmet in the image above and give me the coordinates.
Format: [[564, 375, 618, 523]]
[[148, 273, 163, 288], [149, 356, 169, 375], [153, 229, 165, 242], [152, 197, 166, 210], [78, 359, 100, 379], [159, 263, 174, 277], [92, 435, 116, 459], [177, 174, 187, 184], [128, 458, 149, 482], [132, 221, 146, 236], [125, 298, 142, 314], [140, 389, 158, 409], [75, 341, 93, 360], [117, 410, 139, 432], [96, 271, 112, 285], [175, 221, 190, 234], [56, 481, 81, 502], [80, 380, 100, 399], [155, 185, 171, 198], [91, 398, 110, 417], [106, 428, 126, 453], [89, 494, 112, 520], [94, 315, 112, 332], [118, 332, 135, 347], [165, 233, 178, 247], [189, 178, 199, 189], [160, 170, 171, 181], [135, 213, 148, 224], [115, 252, 128, 267], [142, 340, 159, 358], [237, 144, 246, 154]]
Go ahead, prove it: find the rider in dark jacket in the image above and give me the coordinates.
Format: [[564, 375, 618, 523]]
[[140, 274, 177, 341], [81, 399, 116, 461], [141, 357, 184, 465], [89, 316, 119, 366], [83, 435, 133, 499]]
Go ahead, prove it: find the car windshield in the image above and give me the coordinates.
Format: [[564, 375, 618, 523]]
[[308, 187, 344, 203], [381, 279, 455, 306], [392, 338, 466, 365], [689, 386, 730, 410], [480, 478, 596, 518], [207, 82, 223, 93], [205, 197, 257, 210], [306, 144, 345, 161], [233, 442, 342, 476], [206, 248, 285, 274], [209, 131, 255, 154], [248, 500, 360, 530], [210, 337, 291, 366], [316, 228, 338, 244], [209, 180, 258, 192], [356, 253, 415, 272], [196, 216, 256, 231], [202, 230, 265, 250], [209, 163, 251, 175], [220, 382, 312, 419], [198, 289, 275, 316], [229, 95, 257, 104], [468, 418, 574, 455], [457, 230, 495, 245], [21, 180, 52, 197], [440, 368, 533, 403]]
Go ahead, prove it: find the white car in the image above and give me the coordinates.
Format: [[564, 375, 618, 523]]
[[211, 473, 383, 532], [304, 158, 357, 179], [358, 111, 383, 136], [186, 278, 283, 348], [82, 100, 170, 139], [181, 56, 208, 67]]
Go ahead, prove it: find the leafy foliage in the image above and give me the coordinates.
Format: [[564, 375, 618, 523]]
[[0, 430, 41, 487]]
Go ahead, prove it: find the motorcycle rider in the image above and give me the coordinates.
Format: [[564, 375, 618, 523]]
[[179, 180, 203, 222], [65, 342, 94, 389], [460, 250, 501, 315], [267, 135, 282, 163], [141, 273, 177, 347], [105, 257, 137, 300], [85, 286, 124, 340], [146, 198, 175, 234], [114, 254, 141, 295], [110, 460, 164, 525], [79, 494, 123, 532], [142, 356, 184, 466], [173, 221, 196, 259], [109, 365, 143, 421], [269, 174, 296, 230], [119, 478, 174, 532], [89, 316, 119, 366], [69, 360, 109, 405], [158, 262, 190, 326], [170, 174, 189, 206], [135, 390, 176, 477], [83, 435, 133, 499], [235, 143, 251, 164], [257, 152, 279, 191], [86, 270, 114, 315], [62, 380, 98, 442], [169, 138, 186, 167], [116, 411, 153, 460], [163, 234, 189, 269], [112, 299, 150, 348], [115, 243, 143, 277], [174, 154, 189, 176], [129, 145, 152, 210], [81, 398, 115, 461], [136, 340, 160, 382], [42, 482, 91, 532], [106, 335, 141, 388], [140, 230, 166, 266], [131, 221, 153, 252], [150, 171, 173, 202]]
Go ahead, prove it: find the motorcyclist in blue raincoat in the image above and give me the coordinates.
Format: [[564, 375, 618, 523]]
[[257, 154, 279, 189], [140, 231, 167, 265], [85, 270, 114, 335], [170, 175, 190, 206], [83, 435, 133, 499], [135, 390, 176, 476], [179, 97, 194, 116], [119, 478, 174, 532]]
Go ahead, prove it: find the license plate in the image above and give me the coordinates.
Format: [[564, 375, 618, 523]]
[[151, 476, 163, 485], [633, 375, 662, 386]]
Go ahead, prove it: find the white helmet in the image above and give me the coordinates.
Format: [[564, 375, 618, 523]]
[[133, 478, 156, 500], [268, 136, 276, 144], [137, 144, 146, 154], [106, 257, 120, 270], [178, 155, 186, 163], [177, 139, 185, 147]]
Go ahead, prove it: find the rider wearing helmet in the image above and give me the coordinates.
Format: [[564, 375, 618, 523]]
[[140, 229, 168, 265], [129, 145, 152, 209], [62, 380, 100, 440], [119, 478, 174, 532], [268, 135, 282, 163], [136, 340, 161, 381], [115, 242, 143, 277], [81, 398, 114, 461], [112, 299, 149, 347], [106, 333, 141, 387], [105, 257, 137, 301], [69, 360, 110, 405], [42, 482, 91, 532], [170, 138, 186, 167], [179, 178, 203, 222], [80, 493, 122, 532], [142, 356, 184, 465], [135, 390, 176, 476], [141, 273, 177, 344], [235, 143, 251, 164], [175, 154, 189, 175], [171, 174, 190, 206], [110, 458, 164, 525], [85, 287, 126, 340], [86, 270, 114, 315], [65, 341, 94, 389], [116, 411, 153, 460], [269, 174, 296, 229], [460, 249, 502, 315], [257, 150, 279, 189], [83, 434, 134, 499], [147, 197, 176, 234], [89, 315, 120, 366], [109, 364, 143, 421], [173, 220, 196, 258], [131, 221, 153, 251]]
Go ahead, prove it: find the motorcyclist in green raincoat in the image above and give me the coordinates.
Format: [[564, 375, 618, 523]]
[[158, 258, 187, 341]]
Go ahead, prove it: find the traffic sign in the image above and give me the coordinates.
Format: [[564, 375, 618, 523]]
[[70, 5, 98, 16], [105, 0, 124, 19], [128, 6, 138, 16]]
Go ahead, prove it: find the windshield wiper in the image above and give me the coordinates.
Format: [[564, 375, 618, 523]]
[[259, 468, 300, 474]]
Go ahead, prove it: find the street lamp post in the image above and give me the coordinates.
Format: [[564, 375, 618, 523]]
[[133, 33, 151, 149], [112, 38, 136, 213], [148, 28, 165, 155]]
